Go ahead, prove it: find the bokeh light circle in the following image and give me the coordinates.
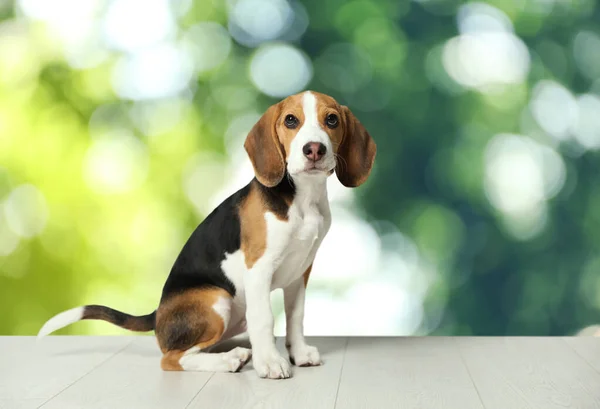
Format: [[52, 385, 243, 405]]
[[249, 43, 312, 97], [112, 43, 193, 100], [83, 132, 149, 194], [102, 0, 175, 52], [3, 184, 48, 238], [183, 22, 232, 74], [228, 0, 294, 47]]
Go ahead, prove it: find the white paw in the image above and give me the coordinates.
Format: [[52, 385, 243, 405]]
[[289, 344, 321, 367], [253, 353, 292, 379], [224, 347, 252, 372]]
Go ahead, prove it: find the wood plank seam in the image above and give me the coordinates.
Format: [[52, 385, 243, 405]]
[[183, 372, 216, 409], [453, 338, 490, 409], [561, 338, 600, 376], [36, 339, 134, 409], [332, 337, 349, 409]]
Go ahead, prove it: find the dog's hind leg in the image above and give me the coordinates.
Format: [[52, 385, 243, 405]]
[[156, 287, 251, 372], [162, 346, 251, 372]]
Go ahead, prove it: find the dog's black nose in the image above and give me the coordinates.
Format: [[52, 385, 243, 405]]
[[302, 142, 326, 162]]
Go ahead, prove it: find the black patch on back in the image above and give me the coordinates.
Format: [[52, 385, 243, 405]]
[[161, 183, 250, 300], [160, 175, 296, 301]]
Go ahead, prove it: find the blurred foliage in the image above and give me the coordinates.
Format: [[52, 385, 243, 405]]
[[1, 0, 600, 336]]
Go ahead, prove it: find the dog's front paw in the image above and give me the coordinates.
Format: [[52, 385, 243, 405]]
[[288, 344, 322, 367], [253, 353, 292, 379]]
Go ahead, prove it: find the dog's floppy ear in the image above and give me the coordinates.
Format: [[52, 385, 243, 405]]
[[244, 103, 286, 187], [336, 105, 377, 187]]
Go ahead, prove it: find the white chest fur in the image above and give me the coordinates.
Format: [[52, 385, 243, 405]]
[[221, 178, 331, 301], [271, 198, 330, 289], [219, 197, 330, 336]]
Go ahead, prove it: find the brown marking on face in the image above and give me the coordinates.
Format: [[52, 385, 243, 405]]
[[155, 287, 230, 370], [311, 92, 345, 152], [276, 92, 344, 158], [246, 91, 338, 178], [275, 93, 305, 159], [299, 91, 375, 186], [303, 264, 313, 287], [245, 90, 375, 188]]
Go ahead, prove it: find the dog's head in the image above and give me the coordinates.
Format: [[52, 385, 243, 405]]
[[244, 91, 376, 188]]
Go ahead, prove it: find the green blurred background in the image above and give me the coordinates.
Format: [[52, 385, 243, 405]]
[[1, 0, 599, 336]]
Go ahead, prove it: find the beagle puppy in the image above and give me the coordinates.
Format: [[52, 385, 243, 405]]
[[38, 91, 376, 379]]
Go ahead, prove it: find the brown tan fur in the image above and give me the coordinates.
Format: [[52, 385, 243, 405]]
[[275, 93, 305, 158], [155, 287, 230, 371], [312, 92, 345, 153], [239, 179, 296, 269], [244, 103, 286, 187], [244, 89, 375, 187], [239, 183, 268, 269], [161, 350, 186, 371], [303, 265, 312, 287], [273, 90, 375, 187], [337, 106, 377, 187]]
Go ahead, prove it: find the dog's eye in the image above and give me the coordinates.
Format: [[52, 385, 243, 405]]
[[326, 114, 338, 129], [284, 114, 298, 129]]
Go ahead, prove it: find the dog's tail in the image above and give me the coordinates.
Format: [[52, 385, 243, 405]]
[[37, 305, 156, 339]]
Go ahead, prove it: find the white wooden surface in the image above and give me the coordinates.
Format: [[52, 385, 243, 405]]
[[335, 337, 485, 409], [0, 336, 598, 409], [456, 337, 600, 409]]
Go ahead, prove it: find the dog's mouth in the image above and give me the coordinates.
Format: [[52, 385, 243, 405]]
[[302, 165, 328, 174]]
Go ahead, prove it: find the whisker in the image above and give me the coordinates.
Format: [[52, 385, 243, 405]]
[[333, 153, 347, 173]]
